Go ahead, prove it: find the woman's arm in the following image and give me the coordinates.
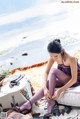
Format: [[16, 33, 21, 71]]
[[43, 57, 54, 100], [43, 57, 54, 89]]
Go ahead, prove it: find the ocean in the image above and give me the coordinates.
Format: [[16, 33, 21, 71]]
[[0, 35, 80, 72], [0, 0, 80, 71]]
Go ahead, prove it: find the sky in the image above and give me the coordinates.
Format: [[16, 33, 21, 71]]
[[0, 0, 80, 51], [0, 0, 36, 14], [0, 0, 57, 14]]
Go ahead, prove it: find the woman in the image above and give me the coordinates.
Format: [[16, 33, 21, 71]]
[[15, 39, 80, 116]]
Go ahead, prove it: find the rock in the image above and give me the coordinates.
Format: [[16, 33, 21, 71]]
[[22, 36, 27, 39], [10, 62, 13, 65], [22, 52, 28, 56]]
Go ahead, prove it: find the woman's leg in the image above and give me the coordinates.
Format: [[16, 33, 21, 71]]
[[19, 88, 44, 111], [17, 70, 57, 111], [44, 68, 71, 115], [48, 68, 71, 96], [17, 68, 71, 112]]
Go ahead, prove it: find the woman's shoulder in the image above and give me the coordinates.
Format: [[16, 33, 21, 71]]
[[67, 55, 77, 65], [64, 51, 75, 59], [47, 57, 54, 65], [64, 51, 77, 65]]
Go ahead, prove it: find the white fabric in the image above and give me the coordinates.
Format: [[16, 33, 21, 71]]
[[0, 74, 26, 96], [0, 73, 32, 109], [0, 91, 27, 109], [56, 86, 80, 107], [32, 104, 44, 114]]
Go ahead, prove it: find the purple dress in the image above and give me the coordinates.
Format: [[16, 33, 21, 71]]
[[58, 63, 80, 83]]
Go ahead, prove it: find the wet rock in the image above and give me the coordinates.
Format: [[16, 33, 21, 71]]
[[22, 52, 28, 56], [10, 62, 13, 65]]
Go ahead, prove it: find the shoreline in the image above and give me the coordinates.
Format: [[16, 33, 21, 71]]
[[0, 36, 80, 72]]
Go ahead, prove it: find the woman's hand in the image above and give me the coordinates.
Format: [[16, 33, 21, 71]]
[[44, 87, 51, 101], [52, 89, 61, 100]]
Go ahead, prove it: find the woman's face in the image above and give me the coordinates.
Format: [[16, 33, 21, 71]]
[[49, 52, 61, 61]]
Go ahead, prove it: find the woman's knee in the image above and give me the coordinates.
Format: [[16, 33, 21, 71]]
[[50, 68, 58, 76]]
